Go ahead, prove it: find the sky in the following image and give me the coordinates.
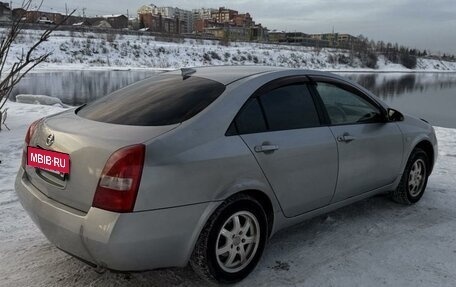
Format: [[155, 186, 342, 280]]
[[11, 0, 456, 55]]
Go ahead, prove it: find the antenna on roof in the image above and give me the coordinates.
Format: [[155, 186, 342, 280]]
[[181, 68, 196, 79]]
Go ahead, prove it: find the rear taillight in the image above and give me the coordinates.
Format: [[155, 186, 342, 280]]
[[92, 144, 145, 213], [22, 119, 42, 168]]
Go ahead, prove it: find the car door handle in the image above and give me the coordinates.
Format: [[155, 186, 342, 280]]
[[337, 134, 356, 143], [254, 144, 279, 153]]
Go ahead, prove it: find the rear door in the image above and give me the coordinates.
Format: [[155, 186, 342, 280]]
[[232, 78, 338, 217], [311, 78, 404, 202]]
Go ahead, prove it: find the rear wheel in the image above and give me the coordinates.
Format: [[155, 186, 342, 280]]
[[391, 148, 429, 204], [190, 194, 268, 283]]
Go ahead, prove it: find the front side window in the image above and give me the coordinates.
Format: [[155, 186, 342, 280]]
[[316, 82, 382, 125]]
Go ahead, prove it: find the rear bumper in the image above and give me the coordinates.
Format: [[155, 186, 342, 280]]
[[15, 168, 219, 271]]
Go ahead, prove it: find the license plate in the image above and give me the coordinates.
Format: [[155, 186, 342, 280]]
[[27, 146, 70, 174]]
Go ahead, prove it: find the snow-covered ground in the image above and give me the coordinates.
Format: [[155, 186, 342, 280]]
[[1, 101, 456, 286], [4, 29, 456, 72]]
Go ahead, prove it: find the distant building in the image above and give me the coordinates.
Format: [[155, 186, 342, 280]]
[[202, 23, 268, 42], [310, 33, 358, 47], [192, 8, 216, 32], [192, 8, 216, 20], [233, 13, 253, 27], [337, 33, 358, 44], [211, 7, 238, 23], [204, 25, 249, 41], [11, 8, 85, 25], [250, 24, 268, 42], [173, 8, 193, 33], [92, 19, 112, 28], [136, 4, 267, 41], [138, 4, 193, 34], [0, 1, 11, 22], [268, 31, 287, 42], [138, 13, 184, 34], [285, 32, 309, 43], [194, 18, 220, 33], [193, 6, 267, 42], [12, 9, 65, 24], [101, 14, 128, 29], [268, 32, 360, 48]]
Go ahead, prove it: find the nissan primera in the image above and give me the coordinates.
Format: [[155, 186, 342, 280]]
[[16, 66, 437, 283]]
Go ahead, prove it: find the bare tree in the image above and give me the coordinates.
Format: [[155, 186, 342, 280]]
[[0, 0, 74, 131]]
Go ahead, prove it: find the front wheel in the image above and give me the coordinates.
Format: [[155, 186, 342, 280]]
[[190, 194, 268, 283], [391, 148, 429, 204]]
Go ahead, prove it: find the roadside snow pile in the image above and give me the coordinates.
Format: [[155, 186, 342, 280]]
[[1, 101, 456, 286], [15, 94, 70, 108], [0, 101, 65, 208], [3, 29, 456, 72]]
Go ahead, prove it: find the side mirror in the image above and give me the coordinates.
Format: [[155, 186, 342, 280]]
[[387, 108, 404, 122]]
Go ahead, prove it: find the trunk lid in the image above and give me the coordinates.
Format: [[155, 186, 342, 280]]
[[25, 109, 178, 213]]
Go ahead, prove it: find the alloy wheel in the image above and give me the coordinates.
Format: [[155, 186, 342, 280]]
[[215, 211, 261, 273], [408, 158, 426, 197]]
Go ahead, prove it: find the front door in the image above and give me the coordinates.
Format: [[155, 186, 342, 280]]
[[313, 80, 404, 202]]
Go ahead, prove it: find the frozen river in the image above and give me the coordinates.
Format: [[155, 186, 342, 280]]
[[9, 70, 456, 129]]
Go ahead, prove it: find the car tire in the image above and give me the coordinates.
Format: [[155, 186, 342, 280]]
[[391, 148, 429, 204], [190, 194, 268, 284]]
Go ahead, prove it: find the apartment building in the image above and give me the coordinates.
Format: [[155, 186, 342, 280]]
[[139, 13, 184, 34], [138, 4, 193, 34], [233, 13, 253, 27], [192, 8, 216, 20], [211, 7, 238, 23], [193, 6, 267, 41]]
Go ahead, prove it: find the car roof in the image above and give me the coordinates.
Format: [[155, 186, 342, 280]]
[[166, 66, 289, 85], [166, 66, 347, 85]]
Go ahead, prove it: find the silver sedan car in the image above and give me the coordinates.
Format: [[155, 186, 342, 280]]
[[16, 66, 437, 283]]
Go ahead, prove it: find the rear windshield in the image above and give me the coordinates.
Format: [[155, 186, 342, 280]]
[[77, 75, 226, 126]]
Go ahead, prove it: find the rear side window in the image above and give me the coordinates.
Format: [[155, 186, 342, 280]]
[[77, 75, 225, 126], [235, 98, 267, 134], [233, 83, 320, 134], [260, 84, 320, 131]]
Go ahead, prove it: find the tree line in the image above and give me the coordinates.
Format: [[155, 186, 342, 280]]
[[349, 35, 455, 69]]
